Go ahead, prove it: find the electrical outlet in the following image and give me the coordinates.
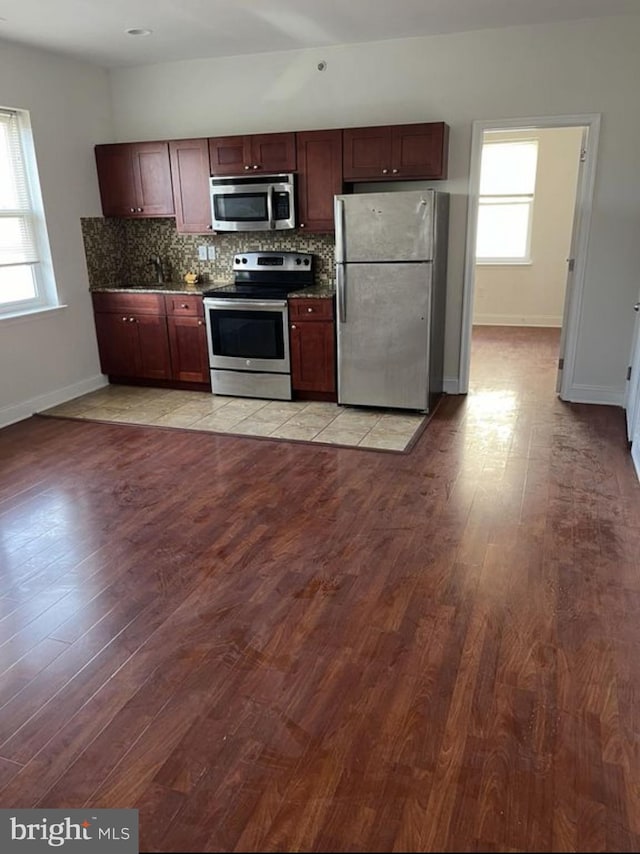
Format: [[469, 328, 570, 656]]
[[197, 245, 207, 261], [207, 245, 216, 261]]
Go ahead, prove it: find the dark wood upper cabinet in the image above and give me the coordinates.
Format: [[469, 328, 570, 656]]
[[95, 142, 174, 217], [209, 131, 296, 175], [208, 135, 246, 176], [296, 129, 343, 232], [343, 122, 449, 181], [169, 138, 212, 233], [96, 122, 448, 222]]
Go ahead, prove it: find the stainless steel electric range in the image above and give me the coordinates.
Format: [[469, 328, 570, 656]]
[[202, 251, 314, 400]]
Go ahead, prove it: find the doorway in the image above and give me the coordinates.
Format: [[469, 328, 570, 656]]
[[458, 114, 601, 399]]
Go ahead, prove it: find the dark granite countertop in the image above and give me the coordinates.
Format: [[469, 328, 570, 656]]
[[89, 281, 231, 296], [288, 283, 335, 299], [89, 281, 335, 298]]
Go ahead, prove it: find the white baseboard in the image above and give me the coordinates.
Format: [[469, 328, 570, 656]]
[[0, 374, 107, 429], [473, 314, 562, 327], [561, 383, 625, 407]]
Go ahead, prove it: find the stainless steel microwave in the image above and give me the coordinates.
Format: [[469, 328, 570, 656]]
[[209, 173, 295, 232]]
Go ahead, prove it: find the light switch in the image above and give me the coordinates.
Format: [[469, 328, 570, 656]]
[[207, 246, 216, 261], [198, 245, 207, 261]]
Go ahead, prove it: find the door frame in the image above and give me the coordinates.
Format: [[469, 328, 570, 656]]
[[458, 113, 601, 397]]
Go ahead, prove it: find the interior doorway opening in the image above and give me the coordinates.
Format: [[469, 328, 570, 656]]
[[459, 114, 601, 401], [470, 126, 583, 398]]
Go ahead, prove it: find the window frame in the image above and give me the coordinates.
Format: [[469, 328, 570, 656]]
[[475, 139, 538, 266], [0, 106, 59, 319]]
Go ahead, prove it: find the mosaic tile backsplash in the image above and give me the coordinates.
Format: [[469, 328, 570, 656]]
[[81, 218, 336, 291]]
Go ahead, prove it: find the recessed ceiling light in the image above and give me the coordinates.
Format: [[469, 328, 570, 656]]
[[125, 28, 152, 37]]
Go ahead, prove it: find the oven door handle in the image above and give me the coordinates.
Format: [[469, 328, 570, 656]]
[[267, 186, 275, 229], [204, 298, 288, 310]]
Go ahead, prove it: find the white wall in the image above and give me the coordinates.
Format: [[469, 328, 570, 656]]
[[108, 15, 640, 403], [0, 41, 112, 427], [474, 127, 583, 327]]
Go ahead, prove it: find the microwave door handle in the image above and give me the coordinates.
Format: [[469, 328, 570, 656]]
[[267, 186, 275, 229]]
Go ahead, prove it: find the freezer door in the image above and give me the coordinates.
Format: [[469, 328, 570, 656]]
[[337, 262, 431, 410], [335, 190, 434, 263]]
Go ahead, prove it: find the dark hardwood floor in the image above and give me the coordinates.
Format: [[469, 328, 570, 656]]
[[1, 326, 639, 852]]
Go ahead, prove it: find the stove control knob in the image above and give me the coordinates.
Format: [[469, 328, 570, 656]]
[[234, 257, 240, 264], [295, 258, 301, 265], [303, 258, 310, 265], [242, 257, 248, 263], [246, 359, 251, 366]]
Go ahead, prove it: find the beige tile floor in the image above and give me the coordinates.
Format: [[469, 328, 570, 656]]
[[41, 385, 427, 452]]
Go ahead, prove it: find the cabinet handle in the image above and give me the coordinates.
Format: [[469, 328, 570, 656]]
[[382, 168, 388, 174], [307, 307, 314, 313], [198, 320, 203, 326], [207, 224, 213, 229], [129, 208, 135, 213], [300, 223, 305, 228], [392, 168, 399, 174], [137, 207, 143, 212], [252, 164, 259, 169], [291, 324, 297, 330], [129, 316, 136, 322], [181, 303, 189, 309], [244, 165, 250, 170], [122, 316, 127, 321]]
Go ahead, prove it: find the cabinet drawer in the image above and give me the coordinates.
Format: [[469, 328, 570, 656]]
[[92, 291, 165, 315], [165, 294, 204, 317], [289, 298, 334, 320]]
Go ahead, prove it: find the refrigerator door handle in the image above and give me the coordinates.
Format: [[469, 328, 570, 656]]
[[335, 198, 346, 263], [337, 264, 346, 323]]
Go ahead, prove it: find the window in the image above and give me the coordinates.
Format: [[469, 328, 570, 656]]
[[0, 107, 57, 316], [476, 139, 538, 264]]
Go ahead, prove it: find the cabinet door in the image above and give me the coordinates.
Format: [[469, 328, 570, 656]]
[[209, 135, 249, 176], [290, 320, 336, 393], [167, 315, 209, 383], [343, 126, 393, 180], [391, 122, 449, 179], [93, 312, 139, 377], [169, 138, 212, 233], [249, 132, 296, 172], [131, 142, 174, 216], [296, 130, 343, 232], [95, 143, 173, 217], [133, 314, 172, 379], [95, 145, 137, 216]]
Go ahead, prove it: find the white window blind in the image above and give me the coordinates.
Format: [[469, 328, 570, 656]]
[[476, 140, 538, 264], [0, 110, 39, 266], [0, 106, 58, 315]]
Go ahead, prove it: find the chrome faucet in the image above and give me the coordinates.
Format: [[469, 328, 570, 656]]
[[149, 255, 165, 284]]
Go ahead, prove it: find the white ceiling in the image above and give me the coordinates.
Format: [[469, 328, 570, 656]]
[[0, 0, 638, 68]]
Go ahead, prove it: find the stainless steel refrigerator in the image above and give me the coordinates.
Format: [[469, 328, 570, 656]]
[[334, 189, 449, 412]]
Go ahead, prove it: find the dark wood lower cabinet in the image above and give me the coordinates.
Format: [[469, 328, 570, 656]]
[[167, 315, 209, 383], [92, 292, 210, 389], [289, 298, 336, 401], [93, 312, 171, 380]]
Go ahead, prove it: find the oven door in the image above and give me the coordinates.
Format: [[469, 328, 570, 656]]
[[203, 298, 290, 373]]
